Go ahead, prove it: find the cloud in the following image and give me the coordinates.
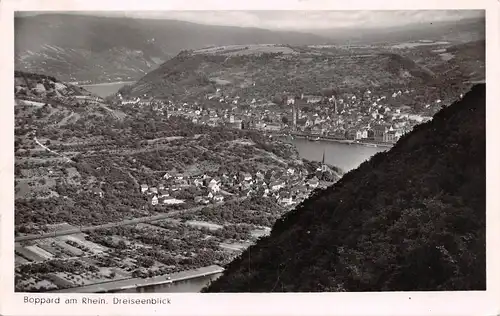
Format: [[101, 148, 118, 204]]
[[121, 10, 485, 29], [19, 10, 485, 30]]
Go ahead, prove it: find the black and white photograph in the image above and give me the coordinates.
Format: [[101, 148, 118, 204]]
[[3, 1, 497, 313]]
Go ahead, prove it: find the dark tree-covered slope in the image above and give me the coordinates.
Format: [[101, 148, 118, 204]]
[[205, 84, 486, 292]]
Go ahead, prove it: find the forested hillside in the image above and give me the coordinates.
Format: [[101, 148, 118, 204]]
[[15, 14, 327, 83], [205, 84, 486, 292]]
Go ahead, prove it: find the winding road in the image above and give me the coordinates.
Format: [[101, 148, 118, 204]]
[[33, 136, 74, 163]]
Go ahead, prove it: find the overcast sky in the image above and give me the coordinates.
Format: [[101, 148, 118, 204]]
[[19, 10, 484, 30]]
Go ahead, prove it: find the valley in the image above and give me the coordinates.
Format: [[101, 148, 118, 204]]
[[13, 11, 486, 294], [14, 71, 342, 292]]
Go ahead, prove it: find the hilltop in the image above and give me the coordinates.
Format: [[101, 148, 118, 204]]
[[14, 14, 484, 85], [118, 39, 484, 104], [14, 70, 94, 99], [205, 84, 486, 292], [15, 14, 328, 84], [14, 70, 121, 129]]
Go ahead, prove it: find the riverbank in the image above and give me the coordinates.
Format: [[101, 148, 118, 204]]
[[74, 81, 136, 98], [80, 81, 135, 87], [48, 265, 224, 293], [283, 135, 394, 149], [289, 137, 388, 172], [67, 80, 135, 86]]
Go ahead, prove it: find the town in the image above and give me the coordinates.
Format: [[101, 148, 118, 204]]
[[13, 60, 471, 291], [111, 83, 461, 147], [139, 164, 327, 208], [7, 9, 488, 309], [14, 70, 345, 293], [12, 11, 483, 293]]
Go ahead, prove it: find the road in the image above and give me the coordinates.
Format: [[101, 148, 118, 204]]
[[15, 197, 247, 243], [98, 103, 127, 120], [33, 136, 74, 163], [48, 265, 224, 293]]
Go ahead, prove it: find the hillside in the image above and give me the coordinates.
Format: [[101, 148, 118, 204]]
[[14, 14, 328, 84], [119, 39, 483, 103], [14, 70, 95, 99], [14, 70, 346, 292], [205, 84, 486, 292], [14, 70, 127, 147]]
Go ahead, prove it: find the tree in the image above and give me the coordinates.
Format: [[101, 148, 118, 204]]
[[321, 87, 337, 98], [14, 166, 22, 176], [272, 94, 286, 106], [117, 240, 126, 249]]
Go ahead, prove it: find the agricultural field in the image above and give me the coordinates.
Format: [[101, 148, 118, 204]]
[[14, 217, 271, 292], [14, 70, 322, 292]]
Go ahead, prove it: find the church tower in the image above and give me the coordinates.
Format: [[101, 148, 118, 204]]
[[333, 96, 337, 114], [321, 149, 327, 172], [292, 105, 297, 131]]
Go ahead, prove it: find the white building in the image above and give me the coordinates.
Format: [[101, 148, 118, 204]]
[[163, 198, 185, 205], [151, 195, 159, 206], [279, 196, 294, 206], [307, 177, 319, 189], [270, 181, 286, 192], [208, 180, 221, 193], [213, 195, 224, 202]]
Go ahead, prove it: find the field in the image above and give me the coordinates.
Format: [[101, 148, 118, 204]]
[[14, 71, 322, 292], [13, 34, 484, 292], [14, 215, 272, 292]]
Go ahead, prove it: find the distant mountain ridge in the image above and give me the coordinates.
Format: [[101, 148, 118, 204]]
[[306, 17, 485, 45], [15, 14, 484, 84], [15, 14, 329, 83], [205, 83, 486, 292]]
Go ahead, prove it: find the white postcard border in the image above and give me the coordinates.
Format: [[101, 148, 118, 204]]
[[1, 0, 499, 315]]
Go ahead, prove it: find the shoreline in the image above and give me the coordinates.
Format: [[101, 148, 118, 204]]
[[70, 81, 136, 87], [282, 135, 394, 149], [48, 265, 224, 293]]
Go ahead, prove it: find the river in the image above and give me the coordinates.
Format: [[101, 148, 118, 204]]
[[290, 138, 388, 172], [111, 273, 222, 293], [111, 139, 386, 293], [80, 81, 135, 98], [77, 82, 390, 172], [70, 93, 387, 293]]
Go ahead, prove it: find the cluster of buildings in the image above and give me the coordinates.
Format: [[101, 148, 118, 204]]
[[138, 165, 329, 209], [117, 93, 155, 106], [72, 95, 105, 104], [115, 85, 448, 145], [285, 89, 437, 143]]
